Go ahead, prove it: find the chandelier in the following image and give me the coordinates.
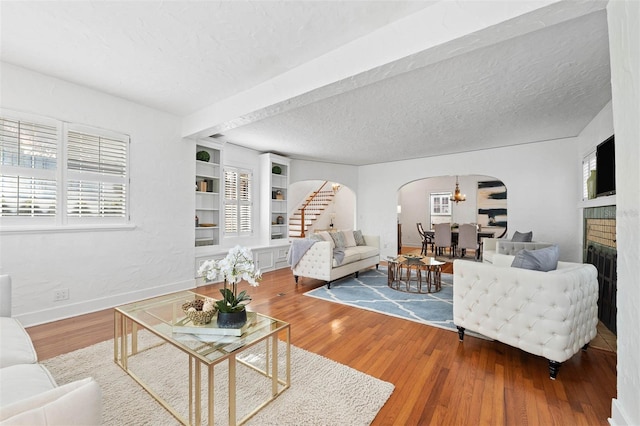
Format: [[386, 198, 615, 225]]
[[450, 176, 466, 203]]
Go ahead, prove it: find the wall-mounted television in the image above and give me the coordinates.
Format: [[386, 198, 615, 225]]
[[596, 135, 616, 197]]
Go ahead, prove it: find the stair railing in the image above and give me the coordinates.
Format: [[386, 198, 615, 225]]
[[298, 181, 329, 238]]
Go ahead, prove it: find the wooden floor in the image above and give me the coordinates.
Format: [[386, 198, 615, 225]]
[[27, 251, 617, 425]]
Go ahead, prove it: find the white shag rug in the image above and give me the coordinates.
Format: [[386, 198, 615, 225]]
[[43, 331, 394, 425]]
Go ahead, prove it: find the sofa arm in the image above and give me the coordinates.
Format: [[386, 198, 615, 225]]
[[1, 275, 11, 317], [0, 377, 102, 425], [292, 241, 333, 281], [496, 241, 553, 256], [362, 235, 380, 249]]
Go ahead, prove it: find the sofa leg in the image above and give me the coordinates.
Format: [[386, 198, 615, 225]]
[[327, 281, 331, 289], [376, 264, 379, 270], [582, 343, 589, 351], [355, 271, 359, 278], [548, 360, 562, 380], [294, 275, 299, 284], [457, 326, 465, 342]]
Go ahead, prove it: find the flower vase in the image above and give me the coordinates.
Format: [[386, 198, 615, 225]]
[[217, 309, 247, 329]]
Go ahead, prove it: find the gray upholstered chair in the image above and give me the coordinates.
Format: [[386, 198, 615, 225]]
[[434, 223, 453, 257], [457, 223, 481, 260]]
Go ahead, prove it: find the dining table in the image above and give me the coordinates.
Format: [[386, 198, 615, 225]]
[[423, 227, 505, 258]]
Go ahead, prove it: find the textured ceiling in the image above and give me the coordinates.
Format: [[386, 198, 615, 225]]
[[0, 1, 612, 166], [0, 0, 433, 115]]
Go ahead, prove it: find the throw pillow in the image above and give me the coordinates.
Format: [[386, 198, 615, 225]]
[[330, 231, 346, 249], [511, 245, 559, 272], [511, 231, 533, 242], [342, 230, 357, 247], [353, 230, 366, 246]]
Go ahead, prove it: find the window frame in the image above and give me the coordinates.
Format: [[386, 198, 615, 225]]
[[0, 109, 131, 230], [430, 192, 452, 216]]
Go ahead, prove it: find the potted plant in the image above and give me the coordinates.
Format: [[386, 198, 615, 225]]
[[196, 150, 210, 162], [197, 246, 262, 328]]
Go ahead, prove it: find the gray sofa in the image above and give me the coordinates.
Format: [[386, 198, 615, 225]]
[[0, 275, 102, 425]]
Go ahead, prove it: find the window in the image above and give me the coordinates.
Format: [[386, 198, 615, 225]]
[[0, 117, 58, 221], [582, 150, 596, 200], [430, 192, 452, 216], [0, 111, 129, 226], [224, 167, 252, 235]]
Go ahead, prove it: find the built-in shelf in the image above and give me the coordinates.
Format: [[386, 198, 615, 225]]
[[195, 141, 222, 248], [578, 194, 616, 209]]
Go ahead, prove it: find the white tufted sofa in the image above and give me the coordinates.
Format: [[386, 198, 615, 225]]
[[482, 238, 553, 264], [453, 254, 599, 379], [293, 235, 380, 288], [0, 275, 102, 425]]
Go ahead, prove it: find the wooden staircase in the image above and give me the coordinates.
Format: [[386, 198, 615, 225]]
[[289, 182, 336, 238]]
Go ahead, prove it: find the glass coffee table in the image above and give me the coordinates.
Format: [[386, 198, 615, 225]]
[[387, 255, 445, 293], [114, 290, 290, 425]]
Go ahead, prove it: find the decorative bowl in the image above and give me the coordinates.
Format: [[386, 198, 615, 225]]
[[182, 300, 216, 325]]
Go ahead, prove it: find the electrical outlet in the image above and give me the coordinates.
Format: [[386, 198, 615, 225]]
[[53, 288, 69, 301]]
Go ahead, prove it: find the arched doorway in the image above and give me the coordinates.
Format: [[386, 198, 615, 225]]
[[289, 180, 356, 236], [397, 175, 507, 250]]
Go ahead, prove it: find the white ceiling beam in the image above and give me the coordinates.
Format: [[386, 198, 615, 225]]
[[181, 0, 605, 139]]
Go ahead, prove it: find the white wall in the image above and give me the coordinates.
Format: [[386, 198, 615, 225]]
[[607, 1, 640, 425], [357, 138, 582, 261], [0, 63, 195, 326]]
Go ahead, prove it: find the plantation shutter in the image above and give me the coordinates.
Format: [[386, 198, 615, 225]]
[[66, 127, 128, 219], [224, 168, 252, 235], [224, 169, 238, 233], [239, 171, 252, 233], [0, 117, 58, 218]]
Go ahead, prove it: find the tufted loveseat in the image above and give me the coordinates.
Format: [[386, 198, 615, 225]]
[[453, 254, 598, 379], [292, 232, 380, 289]]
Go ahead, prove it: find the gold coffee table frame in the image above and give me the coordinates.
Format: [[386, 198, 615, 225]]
[[114, 291, 290, 426]]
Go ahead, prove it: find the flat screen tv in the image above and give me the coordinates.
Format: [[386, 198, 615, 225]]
[[596, 135, 616, 197]]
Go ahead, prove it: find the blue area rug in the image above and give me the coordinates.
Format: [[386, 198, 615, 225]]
[[304, 267, 459, 334]]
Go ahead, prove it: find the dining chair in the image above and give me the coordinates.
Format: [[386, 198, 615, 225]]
[[458, 223, 481, 260], [434, 223, 453, 257], [416, 223, 433, 255]]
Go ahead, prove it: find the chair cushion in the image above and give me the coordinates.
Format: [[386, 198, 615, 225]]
[[0, 377, 101, 425], [0, 364, 57, 408], [511, 231, 533, 242], [0, 317, 38, 367], [511, 245, 559, 272]]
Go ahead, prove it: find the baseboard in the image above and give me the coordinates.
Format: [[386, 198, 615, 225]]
[[609, 398, 634, 426], [16, 278, 195, 327]]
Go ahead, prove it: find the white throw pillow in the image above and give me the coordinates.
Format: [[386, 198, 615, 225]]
[[342, 230, 357, 247]]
